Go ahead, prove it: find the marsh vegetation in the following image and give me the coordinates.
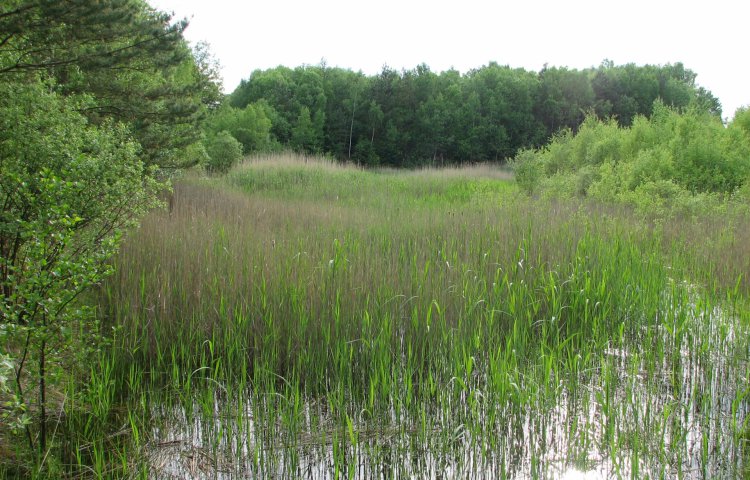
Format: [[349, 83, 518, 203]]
[[8, 155, 746, 478]]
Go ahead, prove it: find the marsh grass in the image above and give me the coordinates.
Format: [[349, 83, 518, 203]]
[[14, 154, 746, 478]]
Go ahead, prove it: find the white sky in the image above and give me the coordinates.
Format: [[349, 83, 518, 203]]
[[149, 0, 748, 120]]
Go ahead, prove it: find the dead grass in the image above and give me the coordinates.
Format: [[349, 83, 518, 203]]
[[235, 152, 355, 172], [393, 162, 515, 181], [236, 152, 514, 181]]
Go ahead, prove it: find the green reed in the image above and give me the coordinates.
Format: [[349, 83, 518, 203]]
[[25, 154, 746, 479]]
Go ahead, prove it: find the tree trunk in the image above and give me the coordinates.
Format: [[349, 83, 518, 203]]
[[15, 330, 35, 451], [39, 336, 46, 457]]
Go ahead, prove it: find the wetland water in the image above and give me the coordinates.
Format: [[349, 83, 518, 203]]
[[143, 288, 749, 479], [97, 171, 750, 479]]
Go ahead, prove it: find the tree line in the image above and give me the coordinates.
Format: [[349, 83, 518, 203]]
[[213, 60, 722, 167]]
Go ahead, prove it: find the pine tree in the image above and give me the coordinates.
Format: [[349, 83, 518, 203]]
[[0, 0, 221, 166]]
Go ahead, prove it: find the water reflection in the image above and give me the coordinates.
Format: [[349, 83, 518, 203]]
[[556, 469, 603, 480], [143, 294, 749, 479]]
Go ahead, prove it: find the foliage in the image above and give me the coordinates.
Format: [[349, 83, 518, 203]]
[[590, 60, 718, 126], [203, 102, 273, 153], [0, 79, 161, 462], [509, 149, 543, 194], [205, 131, 244, 173], [0, 353, 30, 436], [227, 61, 718, 166], [512, 102, 750, 215], [535, 66, 594, 136], [0, 0, 220, 167], [731, 107, 750, 138], [290, 106, 317, 152], [0, 0, 218, 470], [181, 141, 211, 169]]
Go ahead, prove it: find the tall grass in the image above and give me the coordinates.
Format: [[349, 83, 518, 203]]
[[20, 154, 746, 478]]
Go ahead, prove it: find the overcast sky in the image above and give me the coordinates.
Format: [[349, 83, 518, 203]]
[[148, 0, 747, 120]]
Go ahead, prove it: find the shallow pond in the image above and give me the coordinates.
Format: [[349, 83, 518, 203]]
[[141, 291, 749, 479]]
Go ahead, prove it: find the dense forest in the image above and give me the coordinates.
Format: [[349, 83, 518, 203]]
[[208, 61, 722, 167]]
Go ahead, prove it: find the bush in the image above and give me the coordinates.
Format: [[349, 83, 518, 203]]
[[625, 147, 674, 190], [539, 173, 578, 199], [182, 141, 211, 168], [204, 103, 273, 153], [1, 79, 160, 456], [575, 165, 599, 196], [587, 161, 622, 201], [513, 105, 750, 216], [205, 131, 243, 174], [731, 106, 750, 136], [510, 149, 543, 194]]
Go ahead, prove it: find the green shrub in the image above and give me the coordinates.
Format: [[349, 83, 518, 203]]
[[512, 104, 750, 216], [625, 147, 674, 190], [205, 131, 243, 174], [182, 141, 211, 168], [731, 106, 750, 136], [543, 130, 574, 175], [510, 148, 543, 194], [587, 161, 622, 201], [204, 103, 273, 153], [575, 165, 599, 196], [353, 140, 380, 167], [539, 173, 578, 199]]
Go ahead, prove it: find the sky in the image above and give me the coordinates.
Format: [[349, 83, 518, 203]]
[[148, 0, 747, 120]]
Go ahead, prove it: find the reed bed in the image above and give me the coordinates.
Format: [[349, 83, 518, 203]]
[[27, 155, 747, 479]]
